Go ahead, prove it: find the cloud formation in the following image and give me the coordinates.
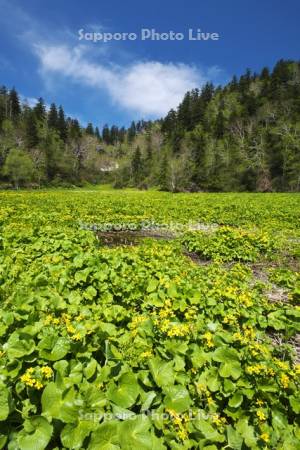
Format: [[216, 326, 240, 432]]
[[35, 44, 208, 117]]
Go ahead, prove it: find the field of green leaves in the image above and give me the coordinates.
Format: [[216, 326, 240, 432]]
[[0, 190, 299, 449]]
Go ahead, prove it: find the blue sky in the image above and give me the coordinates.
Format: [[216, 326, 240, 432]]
[[0, 0, 299, 128]]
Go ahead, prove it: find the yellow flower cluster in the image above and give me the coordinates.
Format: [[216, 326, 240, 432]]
[[167, 323, 190, 337], [67, 324, 76, 334], [273, 358, 289, 371], [212, 413, 227, 428], [166, 409, 189, 441], [44, 314, 54, 325], [223, 313, 238, 325], [20, 366, 53, 390], [62, 313, 71, 323], [41, 366, 53, 379], [260, 432, 270, 443], [158, 300, 175, 319], [256, 409, 267, 421], [158, 276, 170, 289], [280, 373, 289, 389], [140, 350, 153, 358], [238, 292, 253, 307], [246, 364, 275, 376], [184, 306, 198, 321], [249, 342, 269, 357], [20, 370, 39, 388], [223, 286, 237, 297], [177, 429, 188, 441], [76, 314, 84, 322], [131, 315, 147, 328], [129, 315, 148, 337], [44, 312, 79, 327], [197, 383, 214, 406], [159, 309, 170, 319], [233, 325, 256, 346], [243, 326, 256, 341], [203, 331, 214, 348], [71, 333, 82, 341]]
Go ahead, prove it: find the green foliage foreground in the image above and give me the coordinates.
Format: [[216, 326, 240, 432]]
[[0, 190, 299, 449]]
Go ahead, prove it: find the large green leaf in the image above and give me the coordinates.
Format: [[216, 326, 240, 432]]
[[61, 421, 96, 449], [236, 418, 257, 448], [88, 421, 120, 450], [119, 415, 165, 450], [194, 418, 225, 443], [17, 416, 53, 450], [107, 372, 140, 408], [226, 425, 243, 450], [41, 382, 78, 423], [219, 362, 242, 380], [148, 357, 174, 388], [163, 385, 191, 413], [38, 335, 70, 361], [289, 395, 300, 414], [5, 333, 35, 359], [228, 393, 243, 408], [212, 346, 239, 363]]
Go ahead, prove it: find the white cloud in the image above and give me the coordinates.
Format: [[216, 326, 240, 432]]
[[20, 95, 39, 108], [34, 44, 209, 117]]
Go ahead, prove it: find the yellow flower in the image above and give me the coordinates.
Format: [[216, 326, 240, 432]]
[[178, 429, 188, 440], [280, 373, 289, 389], [20, 373, 35, 387], [41, 366, 53, 379], [131, 315, 147, 328], [212, 414, 222, 427], [140, 350, 153, 358], [274, 359, 289, 371], [256, 399, 264, 407], [76, 314, 84, 322], [203, 331, 214, 348], [34, 381, 44, 390], [159, 309, 170, 319], [174, 417, 182, 426], [167, 323, 190, 337], [67, 324, 76, 334], [207, 396, 214, 406], [20, 368, 45, 390], [260, 432, 270, 443], [166, 408, 177, 418], [256, 410, 266, 421], [71, 333, 82, 341], [44, 315, 52, 325]]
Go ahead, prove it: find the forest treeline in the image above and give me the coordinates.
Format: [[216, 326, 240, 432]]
[[0, 59, 299, 191]]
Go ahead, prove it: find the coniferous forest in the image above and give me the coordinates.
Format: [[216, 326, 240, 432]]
[[0, 59, 299, 191]]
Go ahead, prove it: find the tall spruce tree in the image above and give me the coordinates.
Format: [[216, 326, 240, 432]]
[[48, 103, 58, 130], [34, 98, 46, 122], [9, 88, 21, 121], [57, 106, 67, 141]]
